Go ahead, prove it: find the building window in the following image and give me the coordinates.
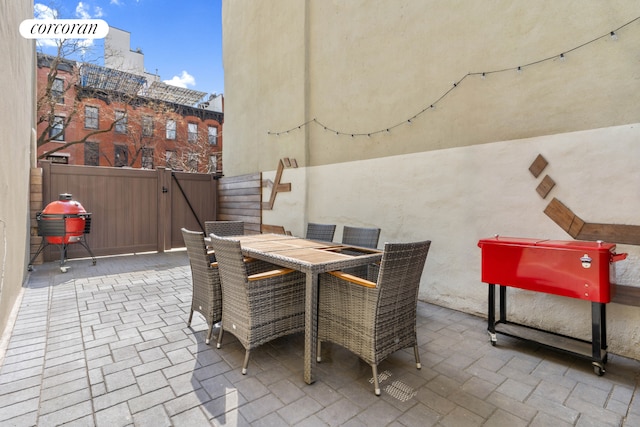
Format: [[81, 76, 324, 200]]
[[165, 150, 177, 169], [115, 110, 127, 134], [208, 126, 218, 145], [188, 123, 198, 143], [114, 145, 128, 167], [187, 152, 198, 172], [46, 154, 68, 164], [166, 119, 176, 139], [50, 115, 65, 141], [142, 116, 154, 137], [208, 154, 218, 173], [85, 106, 99, 129], [142, 147, 154, 169], [52, 78, 64, 103], [85, 141, 99, 166]]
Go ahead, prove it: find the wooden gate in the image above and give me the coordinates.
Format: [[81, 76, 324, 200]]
[[35, 162, 217, 261]]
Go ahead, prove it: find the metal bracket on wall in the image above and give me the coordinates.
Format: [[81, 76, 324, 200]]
[[262, 158, 298, 210]]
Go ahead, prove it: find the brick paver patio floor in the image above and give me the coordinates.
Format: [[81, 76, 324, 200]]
[[1, 251, 639, 426]]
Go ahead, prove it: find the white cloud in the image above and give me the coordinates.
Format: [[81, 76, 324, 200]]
[[110, 0, 121, 5], [164, 71, 196, 89], [94, 6, 104, 18], [34, 4, 59, 47], [34, 2, 98, 50], [34, 3, 58, 19], [75, 2, 91, 19]]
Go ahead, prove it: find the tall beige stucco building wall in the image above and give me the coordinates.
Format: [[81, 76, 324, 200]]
[[0, 1, 35, 339], [222, 1, 640, 359]]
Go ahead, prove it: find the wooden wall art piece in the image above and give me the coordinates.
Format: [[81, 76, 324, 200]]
[[529, 153, 640, 246], [262, 158, 298, 210]]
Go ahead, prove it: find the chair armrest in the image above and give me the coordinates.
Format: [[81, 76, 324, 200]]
[[210, 261, 218, 268], [248, 268, 295, 281], [327, 271, 377, 288]]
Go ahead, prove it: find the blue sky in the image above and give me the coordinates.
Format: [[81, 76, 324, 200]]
[[34, 0, 224, 96]]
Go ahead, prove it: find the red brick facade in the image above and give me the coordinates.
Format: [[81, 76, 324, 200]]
[[36, 55, 223, 174]]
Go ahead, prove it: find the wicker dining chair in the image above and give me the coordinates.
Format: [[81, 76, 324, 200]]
[[205, 220, 244, 237], [317, 240, 431, 395], [209, 234, 306, 375], [341, 225, 381, 277], [181, 228, 223, 345], [341, 225, 381, 248], [305, 222, 336, 242]]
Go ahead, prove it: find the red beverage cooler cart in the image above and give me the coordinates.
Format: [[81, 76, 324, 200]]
[[478, 236, 627, 375]]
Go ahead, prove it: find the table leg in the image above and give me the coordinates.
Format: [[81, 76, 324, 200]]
[[304, 271, 318, 384]]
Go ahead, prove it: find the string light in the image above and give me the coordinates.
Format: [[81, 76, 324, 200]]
[[267, 16, 640, 138]]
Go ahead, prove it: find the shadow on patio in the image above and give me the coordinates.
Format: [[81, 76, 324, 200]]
[[1, 251, 639, 426]]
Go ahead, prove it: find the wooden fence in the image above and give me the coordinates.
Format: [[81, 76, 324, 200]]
[[30, 162, 263, 263]]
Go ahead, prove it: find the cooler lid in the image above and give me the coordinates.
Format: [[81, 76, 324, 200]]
[[478, 236, 615, 252]]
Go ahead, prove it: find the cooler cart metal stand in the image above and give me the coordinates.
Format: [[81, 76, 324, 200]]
[[478, 236, 627, 376]]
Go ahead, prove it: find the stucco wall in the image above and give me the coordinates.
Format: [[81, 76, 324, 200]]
[[223, 0, 640, 172], [224, 1, 640, 359], [0, 2, 35, 338], [264, 124, 640, 359]]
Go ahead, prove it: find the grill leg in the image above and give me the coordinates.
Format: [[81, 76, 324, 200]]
[[60, 243, 67, 266], [28, 239, 49, 271], [77, 236, 97, 265]]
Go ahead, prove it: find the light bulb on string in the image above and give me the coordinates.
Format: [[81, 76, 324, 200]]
[[265, 15, 640, 139]]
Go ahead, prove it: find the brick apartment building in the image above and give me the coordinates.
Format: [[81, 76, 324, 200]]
[[36, 33, 223, 174]]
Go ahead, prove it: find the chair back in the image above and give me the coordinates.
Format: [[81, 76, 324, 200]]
[[208, 235, 251, 303], [181, 228, 222, 322], [205, 220, 244, 237], [306, 223, 336, 242], [375, 240, 431, 324], [261, 224, 289, 235], [342, 225, 381, 248]]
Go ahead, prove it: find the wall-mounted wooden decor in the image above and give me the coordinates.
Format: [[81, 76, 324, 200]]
[[529, 154, 548, 178], [536, 175, 556, 199], [529, 153, 640, 246], [262, 158, 298, 210], [544, 197, 640, 245]]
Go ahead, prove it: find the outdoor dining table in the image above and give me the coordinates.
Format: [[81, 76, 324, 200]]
[[206, 233, 383, 384]]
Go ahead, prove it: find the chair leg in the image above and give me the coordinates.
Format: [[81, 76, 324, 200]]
[[316, 340, 322, 362], [242, 350, 251, 375], [371, 364, 381, 396], [187, 309, 194, 326], [205, 323, 214, 345], [216, 328, 224, 349], [414, 345, 422, 369]]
